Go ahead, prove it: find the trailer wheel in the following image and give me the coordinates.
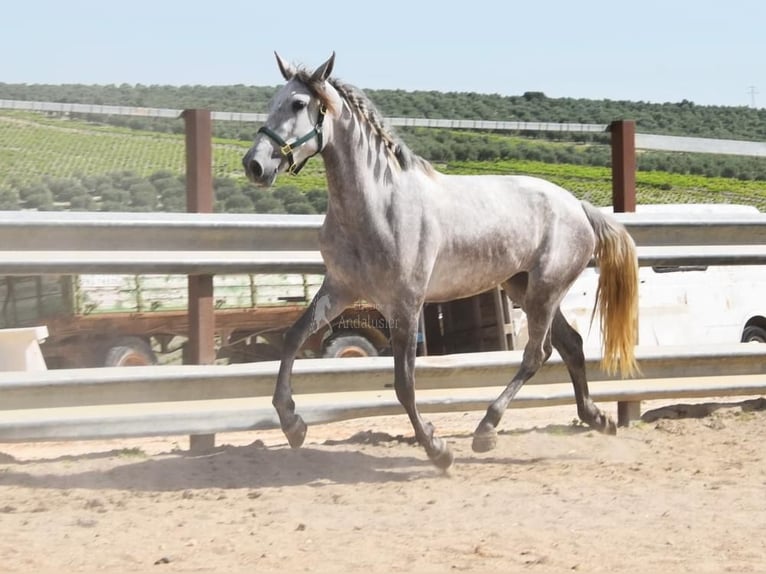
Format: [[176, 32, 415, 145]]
[[741, 325, 766, 343], [104, 337, 158, 367], [323, 333, 379, 358]]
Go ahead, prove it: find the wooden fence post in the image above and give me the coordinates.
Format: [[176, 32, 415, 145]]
[[609, 119, 637, 214], [609, 119, 639, 425], [183, 109, 216, 452]]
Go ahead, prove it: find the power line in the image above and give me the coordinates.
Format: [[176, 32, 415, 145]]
[[747, 86, 758, 108]]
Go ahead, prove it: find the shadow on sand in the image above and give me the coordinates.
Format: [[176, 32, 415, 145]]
[[0, 421, 596, 493], [641, 397, 766, 422], [0, 442, 434, 492]]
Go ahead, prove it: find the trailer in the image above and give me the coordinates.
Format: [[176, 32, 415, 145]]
[[0, 273, 393, 368]]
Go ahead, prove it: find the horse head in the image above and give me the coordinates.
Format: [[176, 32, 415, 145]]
[[243, 52, 337, 186]]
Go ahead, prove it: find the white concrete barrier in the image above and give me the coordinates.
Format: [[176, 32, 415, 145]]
[[0, 326, 48, 372]]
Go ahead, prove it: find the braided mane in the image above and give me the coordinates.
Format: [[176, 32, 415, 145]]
[[293, 69, 433, 174]]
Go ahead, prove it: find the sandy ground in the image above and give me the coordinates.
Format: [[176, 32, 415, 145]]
[[1, 397, 765, 574]]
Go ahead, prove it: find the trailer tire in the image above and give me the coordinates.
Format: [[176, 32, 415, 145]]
[[104, 337, 158, 367], [323, 333, 379, 358], [741, 325, 766, 343]]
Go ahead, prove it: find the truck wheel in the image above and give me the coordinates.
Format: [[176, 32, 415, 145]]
[[323, 333, 378, 358], [741, 326, 766, 343], [104, 337, 158, 367]]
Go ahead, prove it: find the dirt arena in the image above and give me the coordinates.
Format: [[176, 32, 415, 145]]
[[1, 397, 764, 573]]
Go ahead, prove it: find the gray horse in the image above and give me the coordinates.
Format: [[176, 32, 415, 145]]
[[243, 53, 639, 469]]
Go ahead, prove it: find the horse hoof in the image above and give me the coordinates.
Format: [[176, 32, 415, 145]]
[[284, 415, 307, 448], [429, 440, 454, 470], [471, 429, 497, 453]]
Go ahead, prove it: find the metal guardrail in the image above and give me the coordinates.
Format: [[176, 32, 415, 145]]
[[1, 345, 765, 442], [0, 99, 608, 132], [1, 210, 765, 274], [4, 210, 766, 250], [3, 344, 766, 410], [635, 133, 766, 158], [0, 211, 326, 274], [0, 210, 765, 446], [3, 99, 765, 157], [0, 211, 323, 251]]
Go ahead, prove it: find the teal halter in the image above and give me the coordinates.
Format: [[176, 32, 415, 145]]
[[257, 105, 327, 175]]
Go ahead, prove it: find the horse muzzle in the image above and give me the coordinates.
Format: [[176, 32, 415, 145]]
[[242, 148, 280, 187]]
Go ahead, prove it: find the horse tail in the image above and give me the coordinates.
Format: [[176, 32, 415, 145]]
[[581, 201, 640, 378]]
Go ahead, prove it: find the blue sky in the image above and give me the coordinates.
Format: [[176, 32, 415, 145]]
[[1, 0, 763, 108]]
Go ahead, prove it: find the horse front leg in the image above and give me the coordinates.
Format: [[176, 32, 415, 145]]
[[274, 281, 352, 448], [390, 310, 454, 470]]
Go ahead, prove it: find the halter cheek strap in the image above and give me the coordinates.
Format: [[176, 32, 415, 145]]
[[257, 106, 326, 175]]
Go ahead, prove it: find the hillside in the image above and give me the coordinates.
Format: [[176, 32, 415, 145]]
[[2, 82, 766, 141], [1, 83, 765, 213]]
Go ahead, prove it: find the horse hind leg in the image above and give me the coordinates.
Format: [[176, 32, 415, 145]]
[[472, 279, 556, 453], [502, 273, 554, 360], [551, 308, 616, 434]]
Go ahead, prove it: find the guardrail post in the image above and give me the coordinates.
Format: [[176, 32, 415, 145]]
[[183, 109, 216, 453], [617, 400, 641, 427], [610, 119, 639, 423], [609, 120, 636, 213]]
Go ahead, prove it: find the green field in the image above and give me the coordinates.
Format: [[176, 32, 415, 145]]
[[442, 160, 766, 211], [0, 111, 247, 182], [1, 110, 765, 212]]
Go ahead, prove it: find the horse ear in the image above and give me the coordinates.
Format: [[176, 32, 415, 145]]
[[310, 52, 335, 83], [274, 52, 296, 81]]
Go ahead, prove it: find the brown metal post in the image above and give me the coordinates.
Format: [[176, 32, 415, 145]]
[[183, 109, 216, 452], [618, 400, 641, 427], [609, 120, 636, 213], [610, 120, 640, 416], [184, 109, 214, 215]]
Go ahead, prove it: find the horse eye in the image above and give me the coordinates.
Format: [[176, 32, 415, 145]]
[[292, 100, 308, 113]]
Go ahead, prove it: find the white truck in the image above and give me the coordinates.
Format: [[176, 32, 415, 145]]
[[511, 204, 766, 350], [557, 263, 766, 348]]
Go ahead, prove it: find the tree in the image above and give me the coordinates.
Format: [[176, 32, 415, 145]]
[[286, 202, 316, 214], [157, 179, 186, 211], [130, 182, 158, 211], [19, 183, 54, 210], [51, 181, 88, 203], [0, 187, 19, 209], [149, 169, 177, 183], [305, 188, 328, 213], [273, 186, 304, 206], [69, 193, 94, 210], [111, 171, 142, 190], [99, 186, 131, 211], [254, 196, 285, 213], [214, 177, 238, 199], [223, 193, 255, 213]]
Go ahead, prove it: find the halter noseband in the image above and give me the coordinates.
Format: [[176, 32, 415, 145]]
[[257, 105, 327, 175]]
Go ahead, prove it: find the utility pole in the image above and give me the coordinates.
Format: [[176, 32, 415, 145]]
[[747, 86, 758, 108]]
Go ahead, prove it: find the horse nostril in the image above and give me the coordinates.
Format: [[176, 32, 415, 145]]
[[248, 160, 264, 178]]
